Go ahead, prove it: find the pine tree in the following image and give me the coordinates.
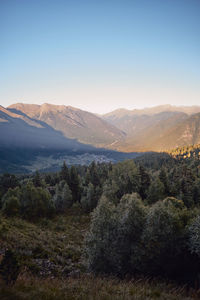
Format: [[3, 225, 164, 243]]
[[69, 166, 81, 202], [139, 165, 150, 199], [33, 171, 41, 187], [60, 161, 70, 183]]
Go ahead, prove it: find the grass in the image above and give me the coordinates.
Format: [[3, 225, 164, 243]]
[[0, 274, 199, 300], [0, 208, 90, 277]]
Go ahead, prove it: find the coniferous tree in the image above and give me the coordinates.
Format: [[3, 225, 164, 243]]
[[159, 167, 169, 196], [69, 166, 81, 202], [60, 161, 70, 183], [139, 165, 151, 199], [33, 171, 42, 187], [53, 180, 73, 213], [147, 178, 165, 204]]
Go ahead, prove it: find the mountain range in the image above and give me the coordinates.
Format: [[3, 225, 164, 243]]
[[1, 102, 200, 172], [0, 104, 133, 173], [102, 105, 200, 151], [1, 103, 200, 152]]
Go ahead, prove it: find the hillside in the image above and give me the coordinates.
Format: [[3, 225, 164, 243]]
[[102, 106, 200, 152], [0, 105, 94, 151], [122, 113, 200, 152], [103, 104, 200, 120], [8, 103, 126, 148]]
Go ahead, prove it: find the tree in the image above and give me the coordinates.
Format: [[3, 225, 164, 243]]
[[81, 183, 97, 212], [89, 162, 100, 187], [2, 196, 20, 217], [20, 182, 55, 220], [188, 215, 200, 257], [117, 193, 147, 275], [1, 187, 21, 209], [69, 166, 81, 202], [138, 199, 185, 277], [85, 193, 147, 276], [60, 161, 70, 183], [0, 173, 19, 199], [159, 167, 169, 196], [53, 180, 73, 213], [32, 171, 42, 187], [139, 165, 150, 199], [85, 196, 119, 274], [147, 178, 165, 204], [103, 160, 140, 203]]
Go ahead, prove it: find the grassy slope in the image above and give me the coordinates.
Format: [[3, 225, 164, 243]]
[[0, 209, 90, 277], [0, 210, 199, 300], [0, 275, 198, 300]]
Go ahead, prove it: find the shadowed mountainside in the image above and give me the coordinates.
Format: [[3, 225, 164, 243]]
[[8, 103, 126, 148]]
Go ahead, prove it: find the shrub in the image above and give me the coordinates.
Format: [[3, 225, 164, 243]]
[[2, 196, 20, 217]]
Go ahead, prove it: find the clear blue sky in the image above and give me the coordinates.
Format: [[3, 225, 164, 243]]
[[0, 0, 200, 113]]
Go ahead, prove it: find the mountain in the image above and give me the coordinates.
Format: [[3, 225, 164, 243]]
[[0, 105, 94, 151], [2, 102, 200, 168], [8, 103, 126, 148], [0, 105, 139, 173], [103, 104, 200, 120], [101, 105, 200, 152], [109, 112, 200, 152]]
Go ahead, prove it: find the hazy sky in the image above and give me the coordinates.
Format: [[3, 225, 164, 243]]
[[0, 0, 200, 113]]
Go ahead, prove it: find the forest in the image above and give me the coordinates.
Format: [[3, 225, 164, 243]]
[[1, 144, 200, 299]]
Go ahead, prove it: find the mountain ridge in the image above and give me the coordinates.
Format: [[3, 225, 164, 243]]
[[2, 102, 200, 153], [8, 103, 126, 148]]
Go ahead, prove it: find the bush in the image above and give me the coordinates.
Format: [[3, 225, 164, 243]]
[[20, 182, 55, 219], [2, 196, 20, 217]]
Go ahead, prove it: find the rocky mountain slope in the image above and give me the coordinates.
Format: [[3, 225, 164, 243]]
[[0, 105, 93, 151], [102, 105, 200, 151], [8, 103, 126, 148]]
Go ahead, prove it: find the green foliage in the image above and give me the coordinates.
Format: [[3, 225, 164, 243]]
[[138, 200, 185, 276], [69, 166, 81, 202], [81, 183, 97, 213], [188, 215, 200, 257], [53, 180, 73, 213], [1, 182, 55, 220], [20, 182, 55, 220], [85, 196, 119, 274], [85, 193, 198, 281], [147, 178, 165, 204], [32, 171, 42, 187], [60, 161, 70, 183], [0, 173, 20, 201], [2, 196, 20, 217], [103, 160, 140, 203], [85, 193, 147, 275], [139, 165, 151, 199]]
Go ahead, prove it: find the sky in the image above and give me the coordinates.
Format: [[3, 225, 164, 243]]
[[0, 0, 200, 114]]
